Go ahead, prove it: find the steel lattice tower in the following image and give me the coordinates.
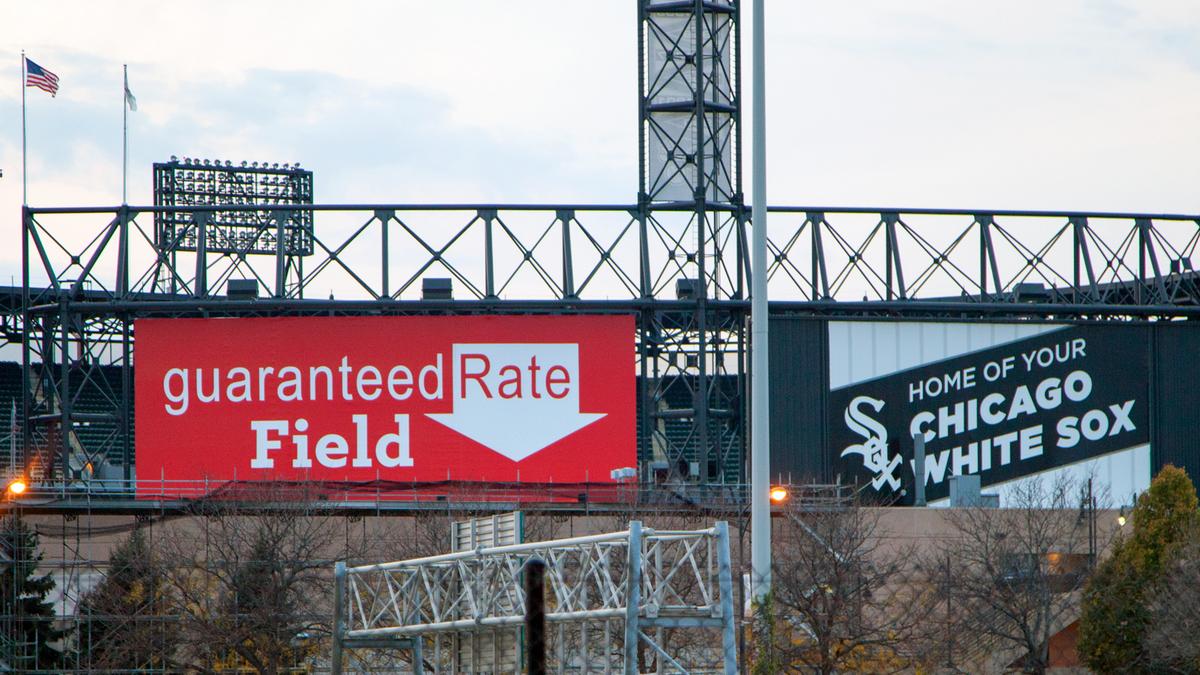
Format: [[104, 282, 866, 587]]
[[638, 0, 744, 482]]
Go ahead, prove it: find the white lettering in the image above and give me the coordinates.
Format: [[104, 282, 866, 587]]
[[250, 420, 288, 469], [1019, 424, 1044, 460], [316, 433, 348, 468], [1109, 401, 1136, 435], [356, 366, 382, 401], [164, 368, 189, 415]]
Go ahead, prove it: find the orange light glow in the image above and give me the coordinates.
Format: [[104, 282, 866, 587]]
[[769, 487, 789, 503], [7, 479, 28, 496]]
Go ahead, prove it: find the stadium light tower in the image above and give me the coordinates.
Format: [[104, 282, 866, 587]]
[[750, 0, 771, 602]]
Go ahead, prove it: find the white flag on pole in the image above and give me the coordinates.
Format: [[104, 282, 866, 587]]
[[124, 70, 137, 111]]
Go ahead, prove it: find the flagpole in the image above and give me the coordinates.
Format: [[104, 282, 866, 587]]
[[9, 402, 15, 474], [21, 50, 27, 206], [123, 64, 128, 204]]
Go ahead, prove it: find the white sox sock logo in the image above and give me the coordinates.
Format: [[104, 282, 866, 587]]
[[841, 395, 902, 491]]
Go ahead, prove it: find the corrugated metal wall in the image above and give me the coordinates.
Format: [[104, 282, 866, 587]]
[[767, 317, 828, 483], [1151, 322, 1200, 487]]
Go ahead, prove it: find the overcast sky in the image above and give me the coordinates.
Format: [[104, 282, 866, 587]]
[[2, 1, 1198, 284]]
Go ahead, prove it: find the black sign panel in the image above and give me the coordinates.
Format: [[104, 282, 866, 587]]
[[828, 325, 1149, 502]]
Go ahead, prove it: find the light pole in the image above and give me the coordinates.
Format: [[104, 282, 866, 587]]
[[749, 0, 772, 603]]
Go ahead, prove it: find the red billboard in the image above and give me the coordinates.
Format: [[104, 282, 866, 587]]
[[134, 315, 636, 498]]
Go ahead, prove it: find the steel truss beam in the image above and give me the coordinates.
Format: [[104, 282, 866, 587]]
[[13, 203, 1200, 500], [332, 521, 737, 674]]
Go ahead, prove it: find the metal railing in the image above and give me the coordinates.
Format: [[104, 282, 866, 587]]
[[332, 521, 737, 674], [2, 479, 854, 515]]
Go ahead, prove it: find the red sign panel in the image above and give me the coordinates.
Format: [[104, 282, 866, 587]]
[[134, 315, 635, 498]]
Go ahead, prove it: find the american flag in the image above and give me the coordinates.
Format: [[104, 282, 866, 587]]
[[25, 57, 59, 97]]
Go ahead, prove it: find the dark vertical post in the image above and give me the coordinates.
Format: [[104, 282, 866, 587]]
[[116, 206, 130, 300], [121, 319, 132, 483], [1071, 216, 1082, 302], [482, 209, 497, 299], [1087, 477, 1096, 569], [884, 214, 894, 301], [1137, 218, 1147, 305], [331, 561, 346, 675], [524, 556, 547, 675], [944, 553, 953, 668], [559, 209, 576, 299], [979, 215, 988, 300], [273, 210, 287, 298], [913, 432, 926, 507], [624, 521, 643, 674], [194, 211, 208, 298], [378, 209, 392, 299], [20, 207, 31, 480], [58, 299, 69, 485]]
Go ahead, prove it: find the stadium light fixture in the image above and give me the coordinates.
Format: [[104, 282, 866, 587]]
[[153, 157, 313, 257], [7, 478, 28, 497], [769, 486, 788, 504], [1117, 506, 1126, 527]]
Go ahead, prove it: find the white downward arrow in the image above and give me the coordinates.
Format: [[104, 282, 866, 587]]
[[426, 343, 606, 462]]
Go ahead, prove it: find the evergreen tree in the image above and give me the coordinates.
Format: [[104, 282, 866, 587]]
[[1078, 464, 1199, 672], [77, 527, 176, 671], [0, 516, 63, 671]]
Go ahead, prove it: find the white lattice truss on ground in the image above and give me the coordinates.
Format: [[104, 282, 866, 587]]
[[332, 521, 737, 674]]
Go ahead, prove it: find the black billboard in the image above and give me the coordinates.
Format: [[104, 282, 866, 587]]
[[766, 319, 1186, 503], [827, 325, 1148, 502]]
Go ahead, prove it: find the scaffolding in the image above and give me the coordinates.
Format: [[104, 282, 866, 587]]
[[332, 521, 737, 674]]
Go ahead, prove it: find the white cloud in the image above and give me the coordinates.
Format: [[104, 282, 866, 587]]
[[0, 0, 1196, 292]]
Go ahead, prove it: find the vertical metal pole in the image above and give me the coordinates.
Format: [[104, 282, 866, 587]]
[[624, 521, 643, 675], [380, 210, 390, 298], [8, 402, 14, 473], [654, 537, 664, 675], [979, 216, 988, 299], [1137, 218, 1147, 305], [560, 209, 576, 299], [604, 620, 613, 675], [274, 210, 287, 298], [194, 212, 208, 298], [885, 213, 905, 299], [483, 209, 496, 299], [122, 64, 129, 205], [715, 521, 738, 675], [21, 51, 27, 206], [58, 300, 69, 484], [331, 561, 346, 675], [913, 432, 927, 507], [116, 207, 130, 299], [1087, 478, 1096, 569], [524, 557, 547, 675], [581, 585, 591, 674], [412, 635, 425, 675], [21, 208, 31, 477], [1071, 216, 1082, 301], [637, 0, 647, 202], [121, 319, 132, 483], [749, 0, 772, 602], [884, 215, 895, 301]]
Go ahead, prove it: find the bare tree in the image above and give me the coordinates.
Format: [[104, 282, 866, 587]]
[[932, 475, 1105, 674], [157, 484, 373, 674], [771, 495, 936, 675]]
